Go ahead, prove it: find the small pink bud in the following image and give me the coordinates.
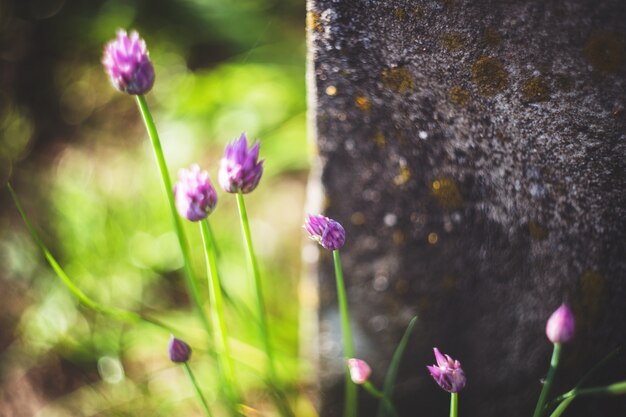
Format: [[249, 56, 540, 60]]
[[347, 358, 371, 384], [546, 304, 575, 344]]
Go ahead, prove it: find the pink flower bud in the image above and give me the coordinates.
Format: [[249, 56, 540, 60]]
[[426, 348, 466, 393], [347, 358, 371, 384], [546, 304, 575, 344]]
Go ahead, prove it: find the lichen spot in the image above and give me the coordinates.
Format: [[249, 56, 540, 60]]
[[471, 56, 508, 97], [382, 66, 415, 94], [580, 270, 604, 317], [374, 131, 386, 147], [306, 11, 323, 33], [393, 164, 411, 186], [427, 232, 438, 244], [392, 230, 406, 245], [394, 8, 407, 21], [449, 85, 470, 107], [351, 211, 366, 226], [481, 27, 502, 47], [355, 95, 371, 112], [325, 85, 337, 96], [527, 221, 548, 240], [442, 275, 459, 290], [522, 76, 550, 102], [432, 178, 464, 209], [440, 32, 465, 52], [583, 32, 625, 73]]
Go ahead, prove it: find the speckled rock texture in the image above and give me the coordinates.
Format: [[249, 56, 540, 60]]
[[306, 0, 626, 416]]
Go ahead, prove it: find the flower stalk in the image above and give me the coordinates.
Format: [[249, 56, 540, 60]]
[[333, 249, 357, 417], [184, 362, 214, 417], [532, 343, 562, 417], [135, 95, 212, 337], [200, 219, 239, 407], [450, 392, 458, 417]]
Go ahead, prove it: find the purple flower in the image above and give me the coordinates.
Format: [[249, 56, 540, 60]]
[[174, 164, 218, 222], [102, 29, 155, 95], [304, 214, 346, 251], [427, 348, 466, 393], [546, 304, 575, 344], [168, 336, 192, 363], [218, 133, 264, 194], [347, 358, 371, 384]]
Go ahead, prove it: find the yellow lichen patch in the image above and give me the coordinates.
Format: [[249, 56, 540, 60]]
[[441, 0, 456, 8], [481, 27, 502, 47], [431, 178, 464, 209], [394, 8, 407, 21], [306, 11, 323, 33], [393, 230, 406, 245], [382, 66, 415, 94], [522, 76, 550, 102], [355, 95, 371, 112], [583, 32, 625, 73], [528, 221, 548, 240], [325, 85, 337, 96], [580, 270, 605, 318], [440, 32, 465, 52], [351, 211, 366, 225], [471, 56, 508, 97], [393, 164, 411, 186], [373, 131, 386, 147], [449, 85, 470, 107], [427, 232, 438, 244], [442, 275, 459, 290]]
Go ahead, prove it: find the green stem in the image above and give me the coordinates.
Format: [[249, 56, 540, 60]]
[[135, 95, 211, 337], [363, 382, 399, 417], [548, 381, 626, 417], [235, 192, 294, 417], [200, 220, 239, 407], [332, 250, 357, 417], [7, 183, 170, 331], [533, 343, 562, 417], [184, 362, 214, 417], [450, 392, 458, 417], [235, 192, 275, 377]]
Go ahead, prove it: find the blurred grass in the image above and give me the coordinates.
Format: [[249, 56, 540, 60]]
[[0, 0, 312, 415]]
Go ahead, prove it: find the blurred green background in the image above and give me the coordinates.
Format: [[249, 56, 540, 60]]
[[0, 0, 313, 415]]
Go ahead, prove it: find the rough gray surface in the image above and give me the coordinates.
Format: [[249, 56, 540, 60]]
[[306, 0, 626, 416]]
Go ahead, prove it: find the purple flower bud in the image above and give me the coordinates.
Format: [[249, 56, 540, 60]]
[[168, 336, 192, 363], [304, 214, 346, 251], [426, 347, 466, 393], [102, 29, 155, 95], [174, 164, 218, 222], [218, 133, 264, 194], [546, 304, 575, 344], [347, 358, 371, 384]]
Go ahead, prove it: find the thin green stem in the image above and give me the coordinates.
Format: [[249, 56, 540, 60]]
[[184, 362, 214, 417], [533, 343, 562, 417], [450, 392, 458, 417], [135, 95, 211, 337], [7, 183, 171, 332], [235, 192, 275, 377], [235, 192, 294, 417], [332, 250, 357, 417], [548, 381, 626, 417], [363, 382, 399, 417], [200, 220, 239, 407]]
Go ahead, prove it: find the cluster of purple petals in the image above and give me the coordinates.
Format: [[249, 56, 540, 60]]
[[168, 336, 192, 363], [304, 214, 346, 250], [102, 30, 155, 95], [218, 134, 264, 194], [426, 348, 466, 393], [174, 164, 218, 221]]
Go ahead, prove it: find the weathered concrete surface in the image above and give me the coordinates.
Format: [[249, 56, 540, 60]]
[[306, 1, 626, 416]]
